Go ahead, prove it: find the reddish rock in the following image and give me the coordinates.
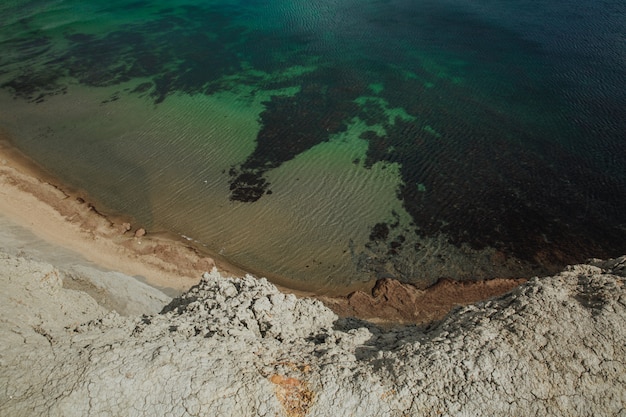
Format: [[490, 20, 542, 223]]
[[318, 276, 526, 325], [120, 223, 132, 234]]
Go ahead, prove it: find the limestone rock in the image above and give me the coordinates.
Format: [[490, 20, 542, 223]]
[[1, 253, 625, 417], [63, 264, 172, 315]]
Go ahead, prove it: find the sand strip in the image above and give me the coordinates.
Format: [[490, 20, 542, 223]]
[[0, 138, 226, 292], [0, 135, 525, 323]]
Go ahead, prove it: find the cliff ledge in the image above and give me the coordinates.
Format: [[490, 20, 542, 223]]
[[1, 251, 625, 416]]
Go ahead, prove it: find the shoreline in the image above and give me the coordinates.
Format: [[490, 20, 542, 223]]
[[0, 136, 223, 293], [0, 134, 526, 323], [0, 130, 374, 296]]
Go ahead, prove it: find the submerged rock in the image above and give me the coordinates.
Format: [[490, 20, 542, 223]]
[[1, 252, 625, 416]]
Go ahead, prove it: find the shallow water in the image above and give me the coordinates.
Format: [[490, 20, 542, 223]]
[[1, 0, 625, 290]]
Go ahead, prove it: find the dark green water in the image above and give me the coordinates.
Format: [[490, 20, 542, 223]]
[[1, 0, 625, 291]]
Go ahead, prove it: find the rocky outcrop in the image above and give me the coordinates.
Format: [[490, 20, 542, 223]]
[[319, 276, 527, 324], [1, 252, 625, 416]]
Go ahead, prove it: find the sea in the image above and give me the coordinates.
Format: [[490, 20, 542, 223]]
[[1, 0, 625, 292]]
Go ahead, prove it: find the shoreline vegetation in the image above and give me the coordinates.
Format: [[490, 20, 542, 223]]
[[0, 132, 525, 324]]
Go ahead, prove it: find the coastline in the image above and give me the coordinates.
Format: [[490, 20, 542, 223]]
[[0, 135, 223, 293], [0, 134, 526, 323]]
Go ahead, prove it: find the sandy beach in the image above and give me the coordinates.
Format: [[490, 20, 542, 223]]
[[0, 134, 227, 292], [0, 133, 526, 323]]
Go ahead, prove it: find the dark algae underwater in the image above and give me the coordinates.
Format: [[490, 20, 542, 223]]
[[1, 0, 625, 290]]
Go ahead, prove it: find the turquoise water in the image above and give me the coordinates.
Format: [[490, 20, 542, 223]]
[[1, 0, 625, 290]]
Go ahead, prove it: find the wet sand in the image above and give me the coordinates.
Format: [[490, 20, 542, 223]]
[[0, 136, 227, 292], [0, 134, 525, 323]]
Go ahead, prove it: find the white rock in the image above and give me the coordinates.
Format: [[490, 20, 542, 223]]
[[1, 252, 625, 416]]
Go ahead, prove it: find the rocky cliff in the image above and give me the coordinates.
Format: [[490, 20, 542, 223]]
[[1, 251, 625, 416]]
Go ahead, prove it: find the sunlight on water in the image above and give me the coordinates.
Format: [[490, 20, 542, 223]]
[[1, 0, 624, 290]]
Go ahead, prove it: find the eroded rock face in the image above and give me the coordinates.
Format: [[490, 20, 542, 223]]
[[319, 276, 527, 324], [1, 253, 625, 417]]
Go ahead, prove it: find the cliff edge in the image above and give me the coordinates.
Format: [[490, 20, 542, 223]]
[[1, 251, 625, 416]]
